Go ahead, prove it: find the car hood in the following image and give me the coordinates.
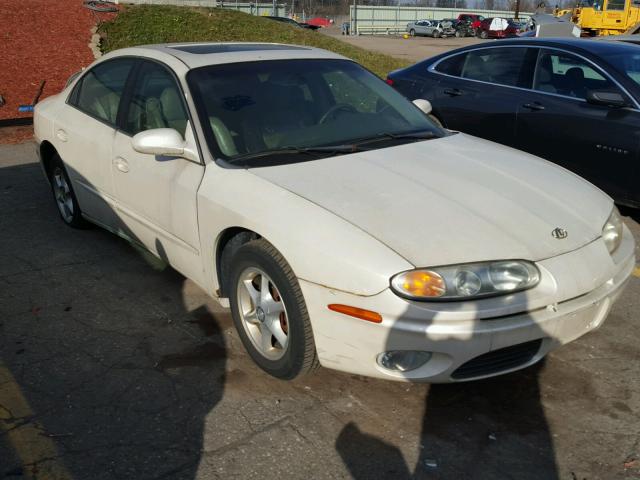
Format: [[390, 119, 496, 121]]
[[249, 133, 612, 267]]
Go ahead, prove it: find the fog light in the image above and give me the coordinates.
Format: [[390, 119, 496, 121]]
[[377, 350, 432, 372]]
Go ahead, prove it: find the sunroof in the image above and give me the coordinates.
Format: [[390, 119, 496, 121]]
[[170, 44, 308, 54]]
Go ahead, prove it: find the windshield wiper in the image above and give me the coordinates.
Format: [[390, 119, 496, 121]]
[[230, 145, 364, 162], [351, 130, 437, 147]]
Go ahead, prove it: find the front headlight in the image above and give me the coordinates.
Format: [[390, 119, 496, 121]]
[[602, 207, 623, 254], [390, 260, 540, 301]]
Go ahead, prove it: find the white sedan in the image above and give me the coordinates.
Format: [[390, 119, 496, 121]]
[[34, 43, 635, 382]]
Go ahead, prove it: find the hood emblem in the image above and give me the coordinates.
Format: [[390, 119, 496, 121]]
[[551, 227, 568, 239]]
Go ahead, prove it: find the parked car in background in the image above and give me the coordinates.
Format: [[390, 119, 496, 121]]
[[454, 19, 476, 37], [457, 13, 484, 30], [477, 18, 521, 38], [265, 16, 319, 30], [406, 19, 434, 36], [407, 19, 455, 38], [34, 42, 635, 383], [386, 38, 640, 207]]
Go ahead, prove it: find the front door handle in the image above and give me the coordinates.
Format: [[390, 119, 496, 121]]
[[443, 88, 462, 97], [113, 157, 129, 173], [56, 129, 68, 142], [522, 102, 545, 111]]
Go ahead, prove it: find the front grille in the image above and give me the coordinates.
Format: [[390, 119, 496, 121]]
[[451, 339, 543, 380]]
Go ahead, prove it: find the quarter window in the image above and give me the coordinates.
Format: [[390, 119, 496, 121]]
[[124, 61, 189, 137], [71, 59, 134, 125], [533, 50, 617, 99]]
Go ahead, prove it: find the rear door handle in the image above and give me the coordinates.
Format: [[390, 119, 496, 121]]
[[56, 129, 68, 142], [522, 102, 545, 111], [113, 157, 129, 173], [443, 88, 462, 97]]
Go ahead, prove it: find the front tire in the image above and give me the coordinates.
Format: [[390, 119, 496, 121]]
[[480, 30, 489, 39], [229, 239, 319, 380], [433, 30, 441, 38], [409, 29, 416, 36], [49, 154, 88, 228]]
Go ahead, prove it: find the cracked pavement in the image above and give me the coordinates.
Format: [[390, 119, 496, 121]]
[[0, 142, 639, 479]]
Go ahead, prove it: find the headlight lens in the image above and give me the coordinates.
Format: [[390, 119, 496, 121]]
[[390, 260, 540, 301], [602, 208, 623, 254]]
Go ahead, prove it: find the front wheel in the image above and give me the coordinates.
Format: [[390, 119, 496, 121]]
[[49, 154, 88, 228], [455, 30, 462, 38], [229, 239, 319, 379], [409, 29, 416, 36], [480, 30, 489, 39], [433, 30, 441, 38]]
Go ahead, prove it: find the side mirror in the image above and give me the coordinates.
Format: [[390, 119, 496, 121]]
[[132, 128, 198, 161], [412, 98, 433, 115], [585, 90, 628, 108]]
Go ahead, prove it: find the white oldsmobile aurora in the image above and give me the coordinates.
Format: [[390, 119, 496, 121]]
[[34, 43, 635, 382]]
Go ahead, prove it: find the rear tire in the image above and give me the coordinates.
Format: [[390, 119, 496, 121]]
[[48, 154, 88, 228], [229, 238, 319, 380]]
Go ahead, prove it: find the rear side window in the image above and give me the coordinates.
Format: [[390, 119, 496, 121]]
[[70, 59, 135, 125], [460, 47, 529, 87]]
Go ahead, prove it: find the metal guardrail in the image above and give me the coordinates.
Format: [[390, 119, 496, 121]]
[[350, 5, 532, 35]]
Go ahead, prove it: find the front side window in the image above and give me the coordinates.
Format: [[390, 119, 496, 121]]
[[71, 59, 135, 125], [188, 59, 443, 164], [124, 61, 189, 137], [460, 47, 529, 87], [606, 50, 640, 89], [533, 49, 616, 99]]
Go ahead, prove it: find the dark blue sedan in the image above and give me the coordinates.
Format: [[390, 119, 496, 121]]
[[387, 38, 640, 208]]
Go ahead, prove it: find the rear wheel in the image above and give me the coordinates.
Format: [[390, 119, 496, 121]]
[[48, 154, 88, 228], [455, 30, 462, 38], [229, 238, 319, 379]]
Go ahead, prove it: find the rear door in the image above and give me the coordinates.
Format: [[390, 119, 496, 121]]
[[515, 47, 640, 203], [55, 58, 135, 227], [429, 46, 534, 147], [111, 59, 205, 282]]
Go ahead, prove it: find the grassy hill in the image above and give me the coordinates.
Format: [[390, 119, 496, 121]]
[[98, 6, 409, 77]]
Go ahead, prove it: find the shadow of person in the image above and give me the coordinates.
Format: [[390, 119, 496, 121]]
[[0, 161, 228, 479], [336, 292, 559, 479]]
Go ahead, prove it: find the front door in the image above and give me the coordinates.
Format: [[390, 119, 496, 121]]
[[515, 48, 640, 204], [111, 60, 205, 283]]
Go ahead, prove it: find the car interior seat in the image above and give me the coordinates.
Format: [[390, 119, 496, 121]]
[[462, 55, 491, 82], [564, 67, 587, 98]]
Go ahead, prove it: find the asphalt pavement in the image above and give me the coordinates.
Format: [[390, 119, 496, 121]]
[[1, 142, 639, 480]]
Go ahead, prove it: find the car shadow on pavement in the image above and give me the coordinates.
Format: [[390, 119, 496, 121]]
[[336, 294, 559, 479], [0, 161, 228, 479]]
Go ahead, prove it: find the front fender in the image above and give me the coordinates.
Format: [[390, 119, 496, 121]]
[[197, 165, 413, 298]]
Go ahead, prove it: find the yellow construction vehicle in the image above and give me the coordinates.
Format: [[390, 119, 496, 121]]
[[554, 0, 640, 36]]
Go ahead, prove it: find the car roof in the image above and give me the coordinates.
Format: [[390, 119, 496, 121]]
[[472, 37, 640, 55], [102, 42, 347, 69]]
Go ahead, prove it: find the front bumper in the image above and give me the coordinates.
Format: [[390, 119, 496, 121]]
[[300, 229, 635, 382]]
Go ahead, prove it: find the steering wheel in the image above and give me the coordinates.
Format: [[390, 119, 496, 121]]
[[319, 103, 358, 124]]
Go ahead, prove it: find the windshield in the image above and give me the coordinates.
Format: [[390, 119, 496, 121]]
[[607, 51, 640, 89], [187, 59, 443, 164]]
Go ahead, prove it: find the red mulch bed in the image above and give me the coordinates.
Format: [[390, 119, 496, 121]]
[[0, 0, 117, 138]]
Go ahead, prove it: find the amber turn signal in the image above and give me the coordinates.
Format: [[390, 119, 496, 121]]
[[328, 304, 383, 323]]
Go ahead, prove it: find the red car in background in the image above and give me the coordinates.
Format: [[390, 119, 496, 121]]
[[476, 17, 521, 39], [457, 13, 484, 30]]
